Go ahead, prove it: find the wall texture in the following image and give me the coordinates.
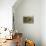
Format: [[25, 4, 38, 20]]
[[13, 0, 41, 46]]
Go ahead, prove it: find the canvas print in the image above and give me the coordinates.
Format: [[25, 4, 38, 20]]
[[23, 16, 34, 23]]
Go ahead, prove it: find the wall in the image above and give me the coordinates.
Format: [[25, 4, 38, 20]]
[[0, 0, 46, 46], [13, 0, 41, 46], [0, 0, 16, 30], [41, 0, 46, 46]]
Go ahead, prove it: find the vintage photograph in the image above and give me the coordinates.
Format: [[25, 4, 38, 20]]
[[23, 16, 34, 24]]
